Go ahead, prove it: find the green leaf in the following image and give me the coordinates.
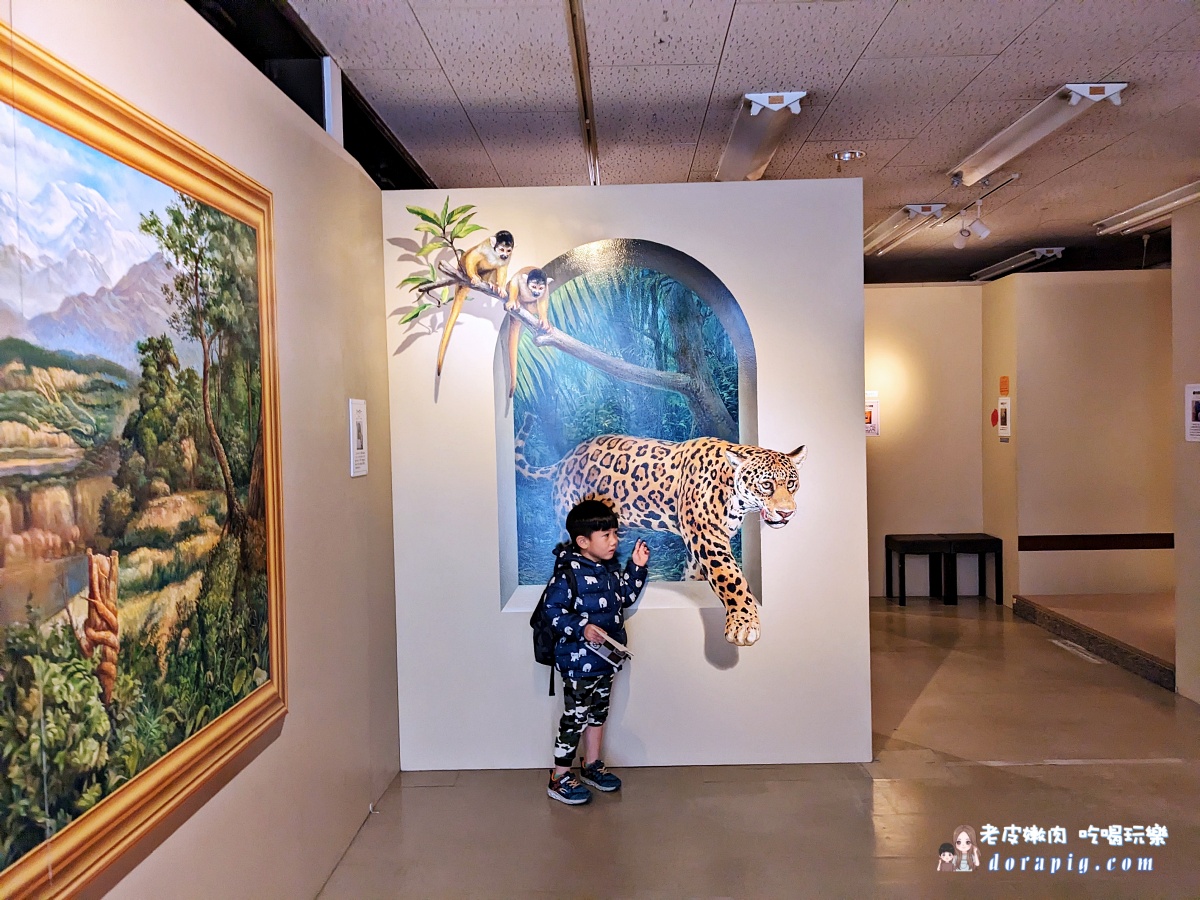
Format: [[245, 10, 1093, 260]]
[[416, 242, 442, 257], [406, 205, 440, 225], [415, 223, 443, 236], [398, 302, 432, 324], [439, 196, 450, 227], [399, 274, 430, 289], [452, 222, 485, 240], [440, 287, 450, 305], [232, 668, 247, 695], [447, 204, 475, 223]]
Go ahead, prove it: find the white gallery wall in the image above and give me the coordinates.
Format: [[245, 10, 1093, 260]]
[[5, 2, 400, 897], [384, 180, 871, 769]]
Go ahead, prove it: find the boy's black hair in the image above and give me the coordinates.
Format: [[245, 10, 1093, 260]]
[[565, 498, 618, 545], [938, 843, 954, 856]]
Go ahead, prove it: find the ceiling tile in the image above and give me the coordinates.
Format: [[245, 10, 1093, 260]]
[[583, 0, 735, 66], [289, 0, 438, 70], [688, 93, 824, 181], [956, 0, 1195, 101], [809, 56, 995, 141], [600, 144, 695, 184], [347, 68, 501, 188], [864, 0, 1054, 58], [412, 4, 579, 112], [759, 103, 828, 178], [1106, 51, 1200, 118], [888, 100, 1041, 169], [782, 139, 910, 179], [467, 108, 589, 186], [1153, 13, 1200, 51], [713, 1, 894, 103], [591, 65, 717, 147], [864, 165, 955, 211]]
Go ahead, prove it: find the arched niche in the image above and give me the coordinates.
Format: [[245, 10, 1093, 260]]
[[495, 238, 759, 611]]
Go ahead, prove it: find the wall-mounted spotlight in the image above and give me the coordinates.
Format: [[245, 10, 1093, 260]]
[[950, 83, 1127, 187], [863, 204, 946, 255], [971, 247, 1065, 281], [715, 91, 807, 182], [1094, 179, 1200, 235]]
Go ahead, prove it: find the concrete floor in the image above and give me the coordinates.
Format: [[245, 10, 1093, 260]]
[[319, 598, 1200, 898]]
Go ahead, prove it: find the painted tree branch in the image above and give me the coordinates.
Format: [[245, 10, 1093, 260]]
[[416, 265, 737, 441]]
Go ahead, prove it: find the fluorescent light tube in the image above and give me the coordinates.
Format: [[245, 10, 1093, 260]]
[[863, 204, 946, 255], [715, 91, 806, 182], [1093, 179, 1200, 235], [950, 83, 1126, 187], [971, 247, 1064, 281]]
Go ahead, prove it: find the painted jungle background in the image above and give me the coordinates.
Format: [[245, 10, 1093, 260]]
[[0, 103, 269, 870], [513, 264, 740, 584]]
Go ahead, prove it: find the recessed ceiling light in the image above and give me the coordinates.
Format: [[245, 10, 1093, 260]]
[[829, 150, 865, 162]]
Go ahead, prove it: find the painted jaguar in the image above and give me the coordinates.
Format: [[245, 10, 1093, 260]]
[[517, 422, 807, 645]]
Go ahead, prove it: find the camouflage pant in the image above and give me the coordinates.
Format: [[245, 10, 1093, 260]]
[[553, 674, 614, 767]]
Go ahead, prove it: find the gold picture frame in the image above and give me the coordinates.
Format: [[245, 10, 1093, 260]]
[[0, 22, 286, 898]]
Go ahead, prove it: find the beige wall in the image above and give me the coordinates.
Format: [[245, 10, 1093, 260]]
[[865, 285, 983, 597], [7, 1, 400, 896], [1012, 271, 1173, 595], [1174, 204, 1200, 702], [980, 277, 1020, 603]]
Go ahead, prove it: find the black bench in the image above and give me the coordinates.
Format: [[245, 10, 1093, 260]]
[[885, 533, 1003, 606]]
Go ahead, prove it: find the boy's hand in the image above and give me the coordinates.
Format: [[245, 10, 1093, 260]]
[[583, 624, 608, 643], [632, 539, 650, 567]]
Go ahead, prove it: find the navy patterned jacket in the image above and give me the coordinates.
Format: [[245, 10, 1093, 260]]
[[544, 545, 648, 680]]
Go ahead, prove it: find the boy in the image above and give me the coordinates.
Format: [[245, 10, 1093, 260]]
[[544, 499, 650, 805]]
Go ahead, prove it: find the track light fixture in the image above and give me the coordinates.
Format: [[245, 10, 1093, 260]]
[[952, 201, 989, 249], [971, 247, 1065, 281], [863, 204, 946, 256], [950, 83, 1127, 187], [1093, 179, 1200, 235]]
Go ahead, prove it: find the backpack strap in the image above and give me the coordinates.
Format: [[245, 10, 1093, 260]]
[[548, 668, 555, 697]]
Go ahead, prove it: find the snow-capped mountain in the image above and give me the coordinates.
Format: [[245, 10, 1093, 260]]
[[0, 181, 157, 316], [27, 252, 200, 372]]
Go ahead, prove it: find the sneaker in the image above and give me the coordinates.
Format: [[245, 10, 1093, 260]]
[[578, 759, 622, 792], [547, 771, 592, 805]]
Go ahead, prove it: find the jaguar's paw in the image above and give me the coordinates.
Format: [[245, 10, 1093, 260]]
[[724, 616, 760, 646]]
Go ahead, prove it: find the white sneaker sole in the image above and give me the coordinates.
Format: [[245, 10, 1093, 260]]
[[578, 774, 620, 792], [547, 786, 591, 805]]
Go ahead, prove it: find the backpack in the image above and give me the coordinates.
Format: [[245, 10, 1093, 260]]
[[530, 562, 577, 696]]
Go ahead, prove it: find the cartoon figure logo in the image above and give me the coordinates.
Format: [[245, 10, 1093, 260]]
[[950, 825, 981, 871], [936, 842, 956, 872]]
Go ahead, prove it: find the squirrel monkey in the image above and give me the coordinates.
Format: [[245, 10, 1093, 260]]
[[437, 229, 514, 376], [504, 266, 553, 397]]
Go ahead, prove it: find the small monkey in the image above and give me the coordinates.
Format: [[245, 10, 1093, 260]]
[[504, 266, 553, 397], [437, 229, 514, 376]]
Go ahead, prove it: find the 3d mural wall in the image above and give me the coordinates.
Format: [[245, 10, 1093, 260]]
[[397, 205, 806, 646], [0, 25, 285, 896]]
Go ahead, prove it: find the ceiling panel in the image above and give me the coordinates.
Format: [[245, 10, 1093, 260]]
[[759, 103, 828, 178], [591, 65, 717, 148], [713, 1, 892, 103], [956, 0, 1194, 101], [583, 0, 734, 66], [1106, 50, 1200, 119], [864, 0, 1053, 58], [347, 68, 502, 188], [601, 144, 696, 184], [781, 139, 910, 180], [289, 0, 438, 70], [469, 108, 590, 185], [809, 56, 995, 141], [1153, 12, 1200, 52]]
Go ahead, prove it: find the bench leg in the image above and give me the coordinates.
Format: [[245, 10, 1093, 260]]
[[885, 548, 893, 599], [898, 553, 907, 607], [943, 552, 958, 605], [978, 552, 986, 599], [929, 553, 943, 598], [995, 549, 1003, 605]]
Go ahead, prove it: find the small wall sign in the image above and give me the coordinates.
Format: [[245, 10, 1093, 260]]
[[998, 397, 1011, 439], [1187, 384, 1200, 443], [349, 398, 368, 476], [865, 391, 880, 436]]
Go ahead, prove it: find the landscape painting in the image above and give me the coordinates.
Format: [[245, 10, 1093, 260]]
[[0, 25, 283, 896]]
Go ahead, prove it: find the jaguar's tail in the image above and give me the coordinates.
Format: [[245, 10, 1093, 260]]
[[514, 413, 556, 482]]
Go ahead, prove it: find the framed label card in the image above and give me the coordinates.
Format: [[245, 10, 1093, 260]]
[[350, 399, 369, 476]]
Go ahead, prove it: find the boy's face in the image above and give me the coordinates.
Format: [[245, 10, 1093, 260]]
[[576, 527, 618, 562]]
